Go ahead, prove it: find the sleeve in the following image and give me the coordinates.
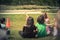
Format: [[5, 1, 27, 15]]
[[33, 25, 37, 33], [23, 25, 27, 32]]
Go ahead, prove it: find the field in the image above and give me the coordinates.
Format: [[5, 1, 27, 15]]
[[0, 5, 58, 13], [0, 13, 56, 40]]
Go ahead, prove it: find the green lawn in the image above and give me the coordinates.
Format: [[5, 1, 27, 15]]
[[0, 14, 56, 40]]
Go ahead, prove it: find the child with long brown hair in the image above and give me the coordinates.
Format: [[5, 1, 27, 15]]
[[19, 16, 37, 38]]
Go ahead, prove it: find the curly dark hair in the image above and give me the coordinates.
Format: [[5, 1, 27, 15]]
[[0, 18, 5, 23], [26, 16, 34, 25], [37, 15, 45, 24]]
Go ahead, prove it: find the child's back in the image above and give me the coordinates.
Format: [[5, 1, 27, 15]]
[[23, 25, 37, 38], [35, 23, 47, 37], [35, 15, 47, 37], [19, 16, 37, 38]]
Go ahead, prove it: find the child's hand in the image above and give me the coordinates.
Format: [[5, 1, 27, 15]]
[[33, 30, 36, 32], [33, 29, 37, 32]]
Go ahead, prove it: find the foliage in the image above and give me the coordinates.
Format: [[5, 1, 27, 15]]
[[0, 0, 60, 6]]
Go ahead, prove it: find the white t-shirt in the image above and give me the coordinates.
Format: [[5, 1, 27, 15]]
[[1, 24, 6, 28]]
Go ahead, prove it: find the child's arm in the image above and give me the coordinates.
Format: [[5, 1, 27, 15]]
[[23, 26, 26, 32], [46, 23, 52, 26], [33, 26, 37, 32], [33, 29, 37, 32]]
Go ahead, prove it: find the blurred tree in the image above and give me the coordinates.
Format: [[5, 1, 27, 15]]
[[0, 0, 60, 7]]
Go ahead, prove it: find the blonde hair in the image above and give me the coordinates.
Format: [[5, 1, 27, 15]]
[[56, 10, 60, 29], [56, 10, 60, 22]]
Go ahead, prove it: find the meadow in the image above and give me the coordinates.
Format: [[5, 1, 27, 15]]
[[0, 13, 56, 40]]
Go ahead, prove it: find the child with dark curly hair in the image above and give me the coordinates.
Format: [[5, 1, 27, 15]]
[[35, 15, 47, 37], [0, 18, 6, 29]]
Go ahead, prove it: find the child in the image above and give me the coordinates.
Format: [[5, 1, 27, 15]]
[[55, 10, 60, 40], [19, 16, 37, 38], [35, 15, 47, 37], [0, 18, 10, 35], [43, 13, 52, 35], [0, 18, 6, 29], [0, 18, 8, 40], [53, 18, 57, 36]]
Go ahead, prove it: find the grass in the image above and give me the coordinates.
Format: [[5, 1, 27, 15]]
[[0, 13, 56, 40]]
